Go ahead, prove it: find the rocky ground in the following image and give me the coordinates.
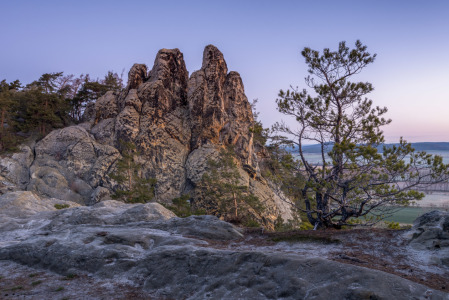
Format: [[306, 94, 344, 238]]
[[0, 260, 148, 299], [1, 191, 448, 299], [231, 228, 449, 293]]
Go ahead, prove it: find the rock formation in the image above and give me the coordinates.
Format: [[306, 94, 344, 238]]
[[0, 45, 294, 229], [1, 191, 447, 299]]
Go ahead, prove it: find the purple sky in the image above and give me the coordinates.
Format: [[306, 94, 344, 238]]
[[1, 0, 448, 142]]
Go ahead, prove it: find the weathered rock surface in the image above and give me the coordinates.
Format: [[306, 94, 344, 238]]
[[0, 145, 34, 193], [0, 45, 296, 228], [1, 193, 447, 300], [27, 126, 120, 204], [0, 191, 78, 220], [405, 210, 449, 267], [0, 191, 79, 235], [94, 91, 119, 121], [188, 46, 254, 163]]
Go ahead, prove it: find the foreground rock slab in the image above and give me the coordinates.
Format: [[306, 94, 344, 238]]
[[0, 192, 447, 299]]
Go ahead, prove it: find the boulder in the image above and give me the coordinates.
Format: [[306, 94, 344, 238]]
[[28, 126, 119, 204], [406, 210, 449, 267], [407, 210, 449, 249], [0, 145, 33, 193], [94, 91, 119, 122], [90, 118, 116, 145]]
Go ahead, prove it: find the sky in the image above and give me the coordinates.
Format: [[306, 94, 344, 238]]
[[1, 0, 448, 143]]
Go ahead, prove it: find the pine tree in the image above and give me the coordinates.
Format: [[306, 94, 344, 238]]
[[13, 73, 70, 135], [198, 147, 264, 222], [0, 80, 21, 151], [275, 40, 449, 229], [109, 141, 156, 203]]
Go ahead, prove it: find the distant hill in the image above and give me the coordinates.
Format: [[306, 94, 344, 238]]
[[296, 142, 449, 153], [386, 142, 449, 151]]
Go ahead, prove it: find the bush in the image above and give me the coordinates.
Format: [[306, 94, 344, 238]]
[[385, 221, 401, 230], [163, 194, 206, 218], [299, 221, 314, 230], [275, 215, 303, 231], [244, 218, 260, 228], [54, 203, 70, 210]]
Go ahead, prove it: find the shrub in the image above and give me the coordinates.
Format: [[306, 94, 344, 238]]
[[54, 203, 70, 210], [385, 221, 401, 230], [244, 218, 260, 228], [299, 221, 314, 230], [31, 280, 42, 286], [164, 194, 206, 218]]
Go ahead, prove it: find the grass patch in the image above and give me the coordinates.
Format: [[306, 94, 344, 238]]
[[54, 204, 70, 210], [31, 280, 42, 286], [382, 207, 435, 224], [63, 273, 77, 280], [28, 273, 38, 278], [55, 286, 64, 291], [11, 286, 23, 291]]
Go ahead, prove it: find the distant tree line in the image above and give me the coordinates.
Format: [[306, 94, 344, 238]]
[[0, 71, 124, 152]]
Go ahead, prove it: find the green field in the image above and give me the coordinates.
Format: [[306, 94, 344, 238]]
[[382, 207, 442, 224]]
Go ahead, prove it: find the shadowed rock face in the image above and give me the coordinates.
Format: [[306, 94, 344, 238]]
[[2, 45, 294, 228]]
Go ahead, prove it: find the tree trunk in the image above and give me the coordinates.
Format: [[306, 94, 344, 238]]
[[128, 161, 132, 190], [233, 191, 238, 218], [0, 108, 4, 133]]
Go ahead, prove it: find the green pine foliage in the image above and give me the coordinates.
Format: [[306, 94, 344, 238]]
[[163, 194, 206, 218], [168, 194, 192, 217], [0, 70, 124, 153], [274, 40, 449, 229], [109, 141, 156, 203], [250, 100, 305, 229], [0, 80, 22, 152], [198, 147, 264, 223], [69, 71, 123, 122]]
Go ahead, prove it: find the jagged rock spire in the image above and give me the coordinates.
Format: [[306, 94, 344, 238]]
[[127, 64, 147, 90]]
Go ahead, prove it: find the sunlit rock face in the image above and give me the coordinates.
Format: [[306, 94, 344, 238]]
[[188, 45, 255, 166], [114, 48, 191, 202], [12, 45, 295, 229]]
